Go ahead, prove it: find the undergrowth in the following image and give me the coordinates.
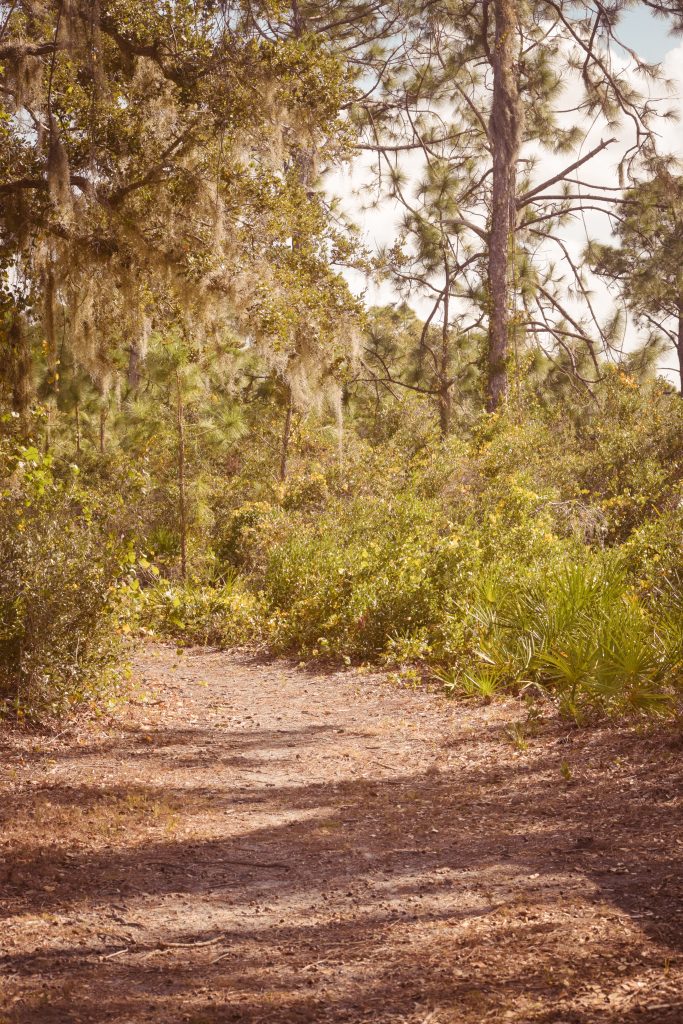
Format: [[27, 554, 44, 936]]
[[3, 375, 682, 724], [0, 441, 133, 721], [139, 377, 683, 722]]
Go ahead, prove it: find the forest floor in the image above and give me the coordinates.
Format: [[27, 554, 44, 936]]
[[1, 645, 682, 1024]]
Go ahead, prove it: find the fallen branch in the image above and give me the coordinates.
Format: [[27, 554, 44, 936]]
[[210, 950, 233, 964], [141, 936, 224, 958], [215, 858, 290, 870], [159, 936, 223, 949], [102, 948, 129, 960]]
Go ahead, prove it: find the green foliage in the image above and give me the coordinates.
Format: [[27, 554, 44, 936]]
[[2, 1, 680, 737], [261, 493, 464, 659], [216, 501, 281, 571], [590, 171, 683, 393], [0, 441, 131, 720], [204, 378, 682, 721], [6, 366, 678, 726], [138, 576, 263, 648], [254, 485, 681, 718], [280, 472, 330, 511], [459, 558, 680, 720]]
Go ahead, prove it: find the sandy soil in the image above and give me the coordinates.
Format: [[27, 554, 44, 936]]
[[1, 644, 682, 1023]]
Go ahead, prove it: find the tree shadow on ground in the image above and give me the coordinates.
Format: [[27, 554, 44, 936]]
[[2, 711, 681, 1023]]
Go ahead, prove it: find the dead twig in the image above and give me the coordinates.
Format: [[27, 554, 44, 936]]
[[215, 858, 289, 870], [160, 936, 223, 949], [301, 957, 342, 971], [102, 947, 129, 960], [209, 950, 233, 964], [141, 936, 224, 958]]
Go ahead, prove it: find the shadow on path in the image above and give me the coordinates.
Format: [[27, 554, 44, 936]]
[[1, 649, 681, 1024]]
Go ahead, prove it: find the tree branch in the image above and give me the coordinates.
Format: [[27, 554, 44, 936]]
[[517, 138, 617, 208]]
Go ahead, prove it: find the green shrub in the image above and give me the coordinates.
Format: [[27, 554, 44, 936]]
[[280, 471, 329, 511], [454, 557, 681, 719], [261, 494, 467, 659], [0, 442, 131, 721], [252, 446, 682, 718], [14, 371, 676, 725], [139, 575, 264, 647], [215, 501, 280, 571], [621, 505, 683, 596]]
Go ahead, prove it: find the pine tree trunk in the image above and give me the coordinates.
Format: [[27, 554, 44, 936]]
[[439, 263, 452, 436], [8, 315, 32, 436], [279, 388, 293, 483], [677, 296, 683, 397], [176, 372, 188, 580], [99, 407, 106, 453], [487, 0, 523, 412], [438, 386, 451, 437], [127, 341, 142, 393], [75, 400, 81, 454], [44, 406, 51, 453], [44, 266, 58, 394]]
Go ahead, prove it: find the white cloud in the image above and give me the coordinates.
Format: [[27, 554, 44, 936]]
[[660, 42, 683, 157]]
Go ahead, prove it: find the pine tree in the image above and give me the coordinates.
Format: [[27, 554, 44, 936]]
[[590, 170, 683, 395], [354, 0, 668, 408]]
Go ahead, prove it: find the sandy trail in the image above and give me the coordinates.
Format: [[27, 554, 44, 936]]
[[1, 644, 682, 1023]]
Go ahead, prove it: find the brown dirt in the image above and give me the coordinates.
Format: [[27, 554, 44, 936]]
[[1, 644, 682, 1024]]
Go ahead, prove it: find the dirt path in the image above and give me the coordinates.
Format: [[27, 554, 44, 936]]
[[1, 645, 682, 1023]]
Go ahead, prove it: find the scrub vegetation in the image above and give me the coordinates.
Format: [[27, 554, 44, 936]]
[[1, 0, 682, 724]]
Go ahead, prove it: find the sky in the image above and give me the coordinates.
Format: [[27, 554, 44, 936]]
[[617, 7, 680, 61]]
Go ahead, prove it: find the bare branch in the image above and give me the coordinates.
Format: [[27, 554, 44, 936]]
[[517, 138, 617, 208]]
